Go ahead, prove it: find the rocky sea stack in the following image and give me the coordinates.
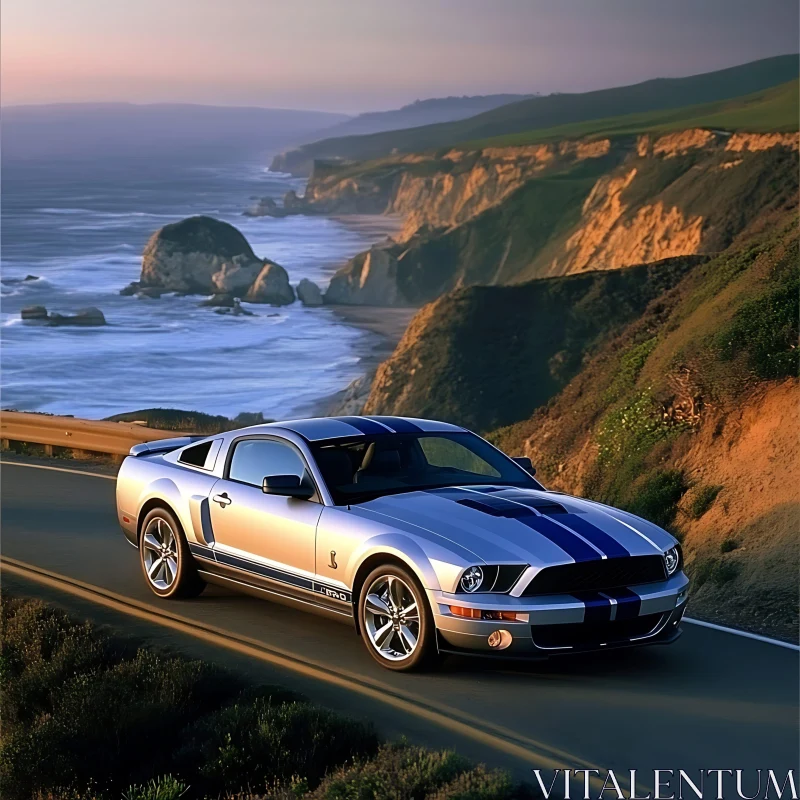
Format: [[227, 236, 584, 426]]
[[134, 216, 295, 305], [21, 305, 106, 326]]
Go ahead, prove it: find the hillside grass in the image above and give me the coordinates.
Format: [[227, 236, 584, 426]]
[[465, 79, 799, 149], [272, 54, 798, 173], [1, 595, 528, 800]]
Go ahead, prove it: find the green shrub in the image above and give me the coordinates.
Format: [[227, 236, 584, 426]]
[[689, 484, 723, 519], [426, 765, 520, 800], [712, 561, 740, 585], [625, 469, 689, 529], [716, 262, 800, 379], [720, 538, 739, 553], [690, 557, 740, 588], [177, 694, 379, 796], [602, 337, 658, 404], [595, 391, 682, 467], [123, 776, 188, 800], [307, 743, 472, 800], [1, 645, 227, 799], [0, 596, 120, 729]]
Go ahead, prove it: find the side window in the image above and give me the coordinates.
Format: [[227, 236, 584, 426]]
[[179, 441, 212, 468], [419, 436, 500, 477], [229, 439, 306, 488]]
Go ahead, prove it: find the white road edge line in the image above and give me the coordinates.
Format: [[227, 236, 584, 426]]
[[4, 461, 798, 653], [0, 461, 116, 480], [684, 617, 799, 651]]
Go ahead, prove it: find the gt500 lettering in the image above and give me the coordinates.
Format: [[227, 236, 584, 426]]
[[316, 585, 350, 603]]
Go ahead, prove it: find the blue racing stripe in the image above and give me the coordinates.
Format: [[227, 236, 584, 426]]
[[215, 551, 315, 591], [552, 513, 630, 559], [602, 587, 642, 620], [366, 416, 424, 433], [572, 591, 613, 623], [520, 515, 601, 563], [449, 495, 601, 563], [334, 416, 391, 435]]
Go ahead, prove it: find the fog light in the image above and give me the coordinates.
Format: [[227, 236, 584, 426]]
[[487, 630, 513, 650], [449, 606, 528, 622]]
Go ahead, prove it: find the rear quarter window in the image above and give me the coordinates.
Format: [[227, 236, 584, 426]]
[[179, 441, 213, 468]]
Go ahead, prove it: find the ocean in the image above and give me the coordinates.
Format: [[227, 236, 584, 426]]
[[1, 150, 399, 420]]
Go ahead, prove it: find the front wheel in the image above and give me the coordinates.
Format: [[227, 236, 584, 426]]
[[139, 507, 204, 599], [358, 564, 437, 672]]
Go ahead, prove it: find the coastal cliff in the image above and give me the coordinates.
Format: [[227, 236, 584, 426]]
[[313, 130, 798, 306]]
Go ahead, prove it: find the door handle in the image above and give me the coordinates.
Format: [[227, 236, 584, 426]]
[[212, 492, 231, 508]]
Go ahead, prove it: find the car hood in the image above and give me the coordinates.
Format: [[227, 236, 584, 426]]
[[350, 485, 675, 567]]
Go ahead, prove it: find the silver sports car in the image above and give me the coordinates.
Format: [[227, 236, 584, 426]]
[[116, 416, 689, 671]]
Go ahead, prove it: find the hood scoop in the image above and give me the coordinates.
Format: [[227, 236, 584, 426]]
[[457, 495, 568, 517]]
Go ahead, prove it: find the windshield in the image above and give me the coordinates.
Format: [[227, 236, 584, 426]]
[[310, 431, 542, 505]]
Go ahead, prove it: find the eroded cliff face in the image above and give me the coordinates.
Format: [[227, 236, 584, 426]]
[[556, 168, 704, 273], [320, 130, 798, 306], [306, 140, 611, 242], [387, 139, 611, 241]]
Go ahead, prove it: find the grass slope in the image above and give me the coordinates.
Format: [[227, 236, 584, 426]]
[[468, 78, 799, 149], [272, 54, 798, 173]]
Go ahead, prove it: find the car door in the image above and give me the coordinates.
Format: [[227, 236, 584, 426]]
[[207, 435, 322, 590]]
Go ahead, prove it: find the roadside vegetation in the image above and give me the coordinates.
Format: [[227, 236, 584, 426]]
[[0, 595, 529, 800], [104, 408, 270, 434]]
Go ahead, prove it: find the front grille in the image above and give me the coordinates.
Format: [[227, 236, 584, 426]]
[[521, 555, 666, 596], [532, 612, 664, 649]]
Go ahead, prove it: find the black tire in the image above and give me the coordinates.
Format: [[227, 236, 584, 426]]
[[358, 563, 438, 672], [138, 506, 205, 599]]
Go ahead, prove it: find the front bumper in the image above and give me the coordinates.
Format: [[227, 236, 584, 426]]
[[430, 572, 689, 658]]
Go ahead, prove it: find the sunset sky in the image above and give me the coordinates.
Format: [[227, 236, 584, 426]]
[[2, 0, 797, 112]]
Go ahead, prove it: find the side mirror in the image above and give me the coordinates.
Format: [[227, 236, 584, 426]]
[[512, 456, 536, 476], [262, 474, 314, 499]]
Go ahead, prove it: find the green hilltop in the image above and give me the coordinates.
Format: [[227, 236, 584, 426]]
[[466, 78, 800, 149], [272, 54, 799, 174]]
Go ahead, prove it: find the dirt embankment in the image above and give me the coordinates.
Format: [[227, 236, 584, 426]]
[[675, 379, 799, 639]]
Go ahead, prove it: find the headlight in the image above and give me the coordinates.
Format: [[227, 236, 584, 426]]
[[664, 546, 680, 576], [460, 566, 484, 593]]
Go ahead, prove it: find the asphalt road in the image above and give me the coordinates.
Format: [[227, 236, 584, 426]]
[[2, 459, 798, 790]]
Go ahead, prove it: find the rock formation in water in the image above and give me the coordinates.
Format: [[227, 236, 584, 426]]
[[21, 305, 107, 326], [135, 216, 295, 305], [296, 278, 323, 306]]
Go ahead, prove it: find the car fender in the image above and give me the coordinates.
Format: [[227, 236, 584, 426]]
[[134, 477, 189, 536]]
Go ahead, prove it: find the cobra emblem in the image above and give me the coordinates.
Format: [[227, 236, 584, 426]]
[[328, 550, 338, 569]]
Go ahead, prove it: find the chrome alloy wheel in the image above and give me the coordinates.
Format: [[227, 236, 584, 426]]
[[363, 574, 421, 662], [141, 516, 179, 590]]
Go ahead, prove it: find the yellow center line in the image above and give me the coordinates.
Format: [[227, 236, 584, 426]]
[[2, 555, 614, 792], [0, 461, 116, 480]]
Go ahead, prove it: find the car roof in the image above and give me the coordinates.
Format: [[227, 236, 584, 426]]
[[241, 416, 466, 442]]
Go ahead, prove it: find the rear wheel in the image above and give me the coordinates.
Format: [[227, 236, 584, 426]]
[[358, 564, 437, 672], [139, 507, 204, 599]]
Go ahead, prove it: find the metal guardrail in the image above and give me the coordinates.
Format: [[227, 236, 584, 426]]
[[0, 411, 178, 458]]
